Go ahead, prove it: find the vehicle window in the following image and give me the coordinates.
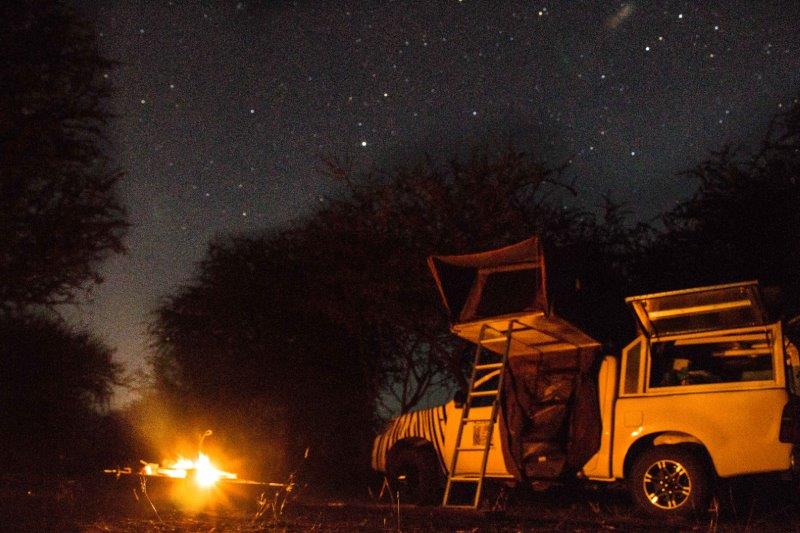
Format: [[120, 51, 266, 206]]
[[628, 282, 765, 337], [624, 339, 642, 394], [649, 333, 774, 388]]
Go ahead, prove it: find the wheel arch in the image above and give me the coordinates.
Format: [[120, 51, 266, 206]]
[[622, 432, 717, 479], [387, 437, 446, 475]]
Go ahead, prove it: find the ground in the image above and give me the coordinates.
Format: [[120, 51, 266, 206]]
[[2, 474, 799, 531]]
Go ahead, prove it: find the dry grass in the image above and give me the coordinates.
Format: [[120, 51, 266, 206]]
[[3, 474, 799, 532]]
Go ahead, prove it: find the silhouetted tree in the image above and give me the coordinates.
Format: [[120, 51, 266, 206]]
[[544, 198, 651, 351], [0, 313, 124, 479], [0, 1, 127, 312], [150, 232, 380, 489], [149, 146, 645, 497], [0, 2, 132, 488], [312, 147, 570, 405], [316, 147, 646, 398], [641, 99, 800, 319]]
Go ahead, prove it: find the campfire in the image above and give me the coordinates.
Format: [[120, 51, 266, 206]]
[[140, 452, 237, 488], [106, 430, 240, 490], [103, 429, 300, 523]]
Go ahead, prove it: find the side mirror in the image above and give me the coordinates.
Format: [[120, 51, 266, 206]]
[[453, 389, 466, 408]]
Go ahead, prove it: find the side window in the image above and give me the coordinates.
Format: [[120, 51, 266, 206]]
[[649, 333, 774, 388], [623, 339, 643, 394]]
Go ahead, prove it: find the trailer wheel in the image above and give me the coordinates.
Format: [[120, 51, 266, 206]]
[[386, 441, 444, 506], [629, 445, 710, 519]]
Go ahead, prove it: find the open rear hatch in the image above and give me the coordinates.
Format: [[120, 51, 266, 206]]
[[626, 281, 767, 338], [429, 237, 602, 481]]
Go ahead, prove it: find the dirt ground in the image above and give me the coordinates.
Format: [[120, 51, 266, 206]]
[[2, 474, 800, 532]]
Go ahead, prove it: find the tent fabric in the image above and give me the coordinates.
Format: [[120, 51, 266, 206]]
[[428, 237, 547, 324], [498, 345, 602, 481]]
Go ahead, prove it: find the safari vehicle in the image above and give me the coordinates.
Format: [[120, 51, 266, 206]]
[[371, 237, 800, 518]]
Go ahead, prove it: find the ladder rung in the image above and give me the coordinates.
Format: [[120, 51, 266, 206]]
[[468, 390, 498, 397], [461, 417, 491, 424], [449, 475, 482, 481], [474, 363, 503, 370], [455, 446, 487, 451]]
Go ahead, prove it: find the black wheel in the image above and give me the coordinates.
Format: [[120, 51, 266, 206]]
[[386, 441, 444, 506], [628, 445, 711, 519]]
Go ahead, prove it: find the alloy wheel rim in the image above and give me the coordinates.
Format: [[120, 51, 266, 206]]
[[642, 459, 692, 510]]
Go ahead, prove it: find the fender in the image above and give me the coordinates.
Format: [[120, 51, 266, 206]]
[[371, 403, 448, 472], [652, 432, 703, 447]]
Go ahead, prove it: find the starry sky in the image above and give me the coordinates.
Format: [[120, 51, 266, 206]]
[[72, 1, 800, 400]]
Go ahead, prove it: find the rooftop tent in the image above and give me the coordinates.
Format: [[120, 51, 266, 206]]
[[427, 236, 598, 354], [626, 281, 767, 338], [428, 237, 602, 482], [427, 236, 548, 325]]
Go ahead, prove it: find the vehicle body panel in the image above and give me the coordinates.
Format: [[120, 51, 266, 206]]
[[609, 321, 792, 478], [442, 403, 511, 478]]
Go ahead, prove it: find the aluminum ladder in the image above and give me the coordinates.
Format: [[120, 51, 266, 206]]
[[442, 320, 518, 508]]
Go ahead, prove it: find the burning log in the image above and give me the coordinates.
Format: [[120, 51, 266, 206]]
[[103, 457, 286, 489], [103, 430, 304, 526], [103, 429, 289, 490]]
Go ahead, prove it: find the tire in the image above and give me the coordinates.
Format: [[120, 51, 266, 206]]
[[386, 441, 444, 506], [628, 445, 711, 519]]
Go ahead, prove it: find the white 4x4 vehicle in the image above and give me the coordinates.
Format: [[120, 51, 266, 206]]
[[372, 237, 800, 518]]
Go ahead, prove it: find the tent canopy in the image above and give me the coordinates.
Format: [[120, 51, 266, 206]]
[[428, 237, 548, 325], [428, 236, 598, 355]]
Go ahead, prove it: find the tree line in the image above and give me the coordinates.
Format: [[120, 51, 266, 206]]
[[146, 100, 800, 492], [3, 0, 800, 496]]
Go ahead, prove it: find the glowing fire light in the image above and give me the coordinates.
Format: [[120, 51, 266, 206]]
[[145, 452, 237, 488]]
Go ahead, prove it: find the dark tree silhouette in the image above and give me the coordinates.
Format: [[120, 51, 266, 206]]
[[150, 232, 380, 489], [641, 99, 800, 319], [0, 313, 124, 479], [148, 146, 645, 495], [316, 147, 646, 398], [0, 2, 132, 488], [0, 1, 127, 312]]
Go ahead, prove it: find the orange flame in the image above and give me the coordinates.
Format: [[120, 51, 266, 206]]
[[145, 453, 237, 488]]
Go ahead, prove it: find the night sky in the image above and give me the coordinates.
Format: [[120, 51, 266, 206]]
[[73, 1, 800, 400]]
